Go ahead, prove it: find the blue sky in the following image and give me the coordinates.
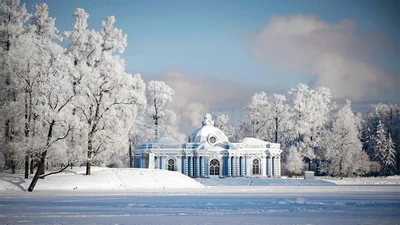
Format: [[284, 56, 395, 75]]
[[21, 0, 400, 131]]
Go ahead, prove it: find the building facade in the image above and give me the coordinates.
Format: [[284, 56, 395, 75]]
[[134, 114, 282, 177]]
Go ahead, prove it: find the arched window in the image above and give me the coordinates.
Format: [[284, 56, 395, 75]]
[[252, 158, 260, 175], [167, 159, 175, 171], [209, 159, 220, 176]]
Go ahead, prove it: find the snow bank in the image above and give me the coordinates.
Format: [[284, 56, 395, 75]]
[[195, 177, 335, 186], [1, 168, 400, 194], [319, 176, 400, 185], [0, 167, 204, 192]]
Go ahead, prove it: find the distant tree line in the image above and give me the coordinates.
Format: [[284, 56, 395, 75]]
[[216, 86, 399, 178]]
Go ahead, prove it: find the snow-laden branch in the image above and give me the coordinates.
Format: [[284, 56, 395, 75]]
[[39, 163, 70, 179]]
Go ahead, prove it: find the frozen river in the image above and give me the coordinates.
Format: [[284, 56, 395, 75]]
[[1, 191, 400, 225]]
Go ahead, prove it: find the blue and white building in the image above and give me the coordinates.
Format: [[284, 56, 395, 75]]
[[134, 114, 282, 177]]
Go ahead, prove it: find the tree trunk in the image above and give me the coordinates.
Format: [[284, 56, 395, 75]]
[[86, 159, 91, 175], [129, 141, 133, 168], [39, 157, 45, 177], [24, 88, 32, 179], [86, 136, 93, 175], [30, 158, 34, 174], [154, 117, 158, 139], [28, 150, 47, 192], [275, 117, 278, 143], [154, 98, 159, 139], [24, 155, 29, 179], [339, 159, 343, 180]]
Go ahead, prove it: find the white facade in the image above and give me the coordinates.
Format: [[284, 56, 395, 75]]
[[134, 114, 282, 177]]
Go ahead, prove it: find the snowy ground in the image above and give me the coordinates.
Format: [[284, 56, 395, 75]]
[[0, 167, 204, 193], [1, 168, 400, 224]]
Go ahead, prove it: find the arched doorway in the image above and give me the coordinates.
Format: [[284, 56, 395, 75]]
[[252, 158, 260, 175], [167, 159, 175, 171], [209, 159, 220, 176]]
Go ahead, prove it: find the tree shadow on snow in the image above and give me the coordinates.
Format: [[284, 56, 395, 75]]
[[0, 173, 27, 192]]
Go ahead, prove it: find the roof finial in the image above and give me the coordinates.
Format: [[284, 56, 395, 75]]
[[202, 113, 214, 126]]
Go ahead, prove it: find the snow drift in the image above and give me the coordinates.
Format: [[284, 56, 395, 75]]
[[0, 167, 204, 192]]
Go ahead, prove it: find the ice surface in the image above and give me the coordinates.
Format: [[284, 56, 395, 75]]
[[0, 193, 399, 225]]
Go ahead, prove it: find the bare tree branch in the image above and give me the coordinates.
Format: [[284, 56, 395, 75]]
[[47, 124, 71, 148], [39, 163, 70, 179]]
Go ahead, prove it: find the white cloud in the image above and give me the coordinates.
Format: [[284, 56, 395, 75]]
[[251, 14, 398, 100]]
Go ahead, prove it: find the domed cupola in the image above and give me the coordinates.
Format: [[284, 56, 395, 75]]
[[188, 113, 229, 145]]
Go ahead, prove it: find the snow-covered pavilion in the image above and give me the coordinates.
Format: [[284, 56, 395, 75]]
[[134, 114, 282, 177]]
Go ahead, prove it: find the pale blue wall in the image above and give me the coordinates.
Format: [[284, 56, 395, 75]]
[[181, 157, 185, 174], [222, 156, 228, 176], [134, 156, 141, 168]]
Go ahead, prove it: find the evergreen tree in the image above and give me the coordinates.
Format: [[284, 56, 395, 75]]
[[374, 120, 388, 167], [382, 134, 396, 175]]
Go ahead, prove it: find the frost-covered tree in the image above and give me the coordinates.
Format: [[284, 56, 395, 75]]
[[0, 0, 31, 52], [363, 108, 383, 160], [374, 120, 387, 160], [323, 100, 370, 178], [243, 91, 269, 140], [362, 103, 400, 174], [373, 121, 396, 176], [67, 11, 146, 175], [26, 3, 79, 191], [126, 80, 147, 168], [128, 115, 151, 167], [0, 2, 75, 182], [288, 83, 335, 170], [285, 146, 303, 176], [269, 94, 291, 144], [384, 135, 396, 175], [0, 0, 31, 175], [147, 80, 175, 139], [213, 112, 235, 141], [238, 92, 291, 143]]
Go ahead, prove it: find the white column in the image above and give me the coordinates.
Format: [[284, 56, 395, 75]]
[[196, 156, 200, 177], [261, 156, 266, 176], [268, 156, 272, 176], [164, 156, 168, 170], [189, 156, 192, 177], [184, 156, 188, 176], [241, 157, 245, 176], [235, 157, 239, 177], [202, 156, 205, 176], [275, 156, 280, 177], [246, 157, 250, 176], [176, 156, 181, 172], [231, 157, 234, 177], [156, 156, 159, 169], [227, 156, 231, 177]]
